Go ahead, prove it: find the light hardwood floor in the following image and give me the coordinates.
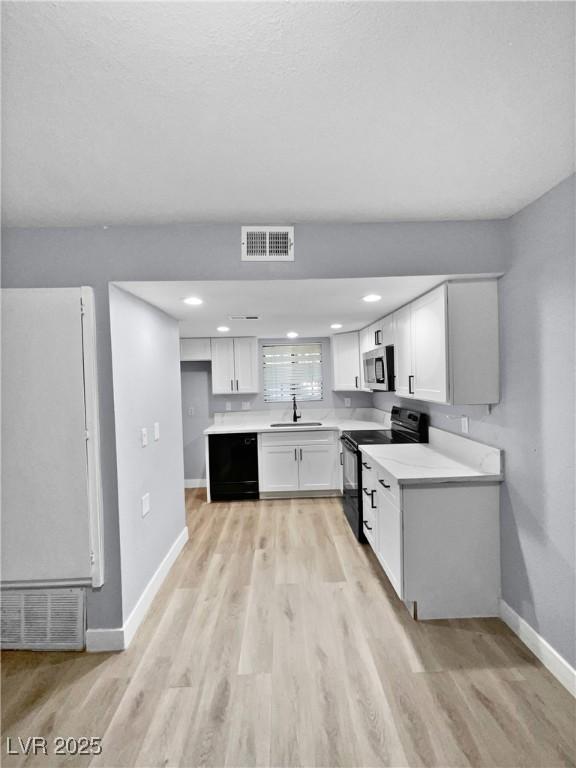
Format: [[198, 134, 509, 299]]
[[2, 489, 575, 767]]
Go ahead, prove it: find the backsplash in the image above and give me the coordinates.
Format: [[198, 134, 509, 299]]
[[213, 406, 386, 425]]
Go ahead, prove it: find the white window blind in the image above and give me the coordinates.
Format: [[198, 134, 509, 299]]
[[262, 343, 323, 403]]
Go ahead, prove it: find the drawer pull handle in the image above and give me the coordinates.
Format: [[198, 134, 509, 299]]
[[363, 521, 373, 531], [362, 461, 371, 469], [379, 479, 391, 489], [362, 488, 371, 496]]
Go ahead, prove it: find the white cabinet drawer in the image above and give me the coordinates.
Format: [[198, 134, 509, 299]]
[[260, 430, 337, 447], [376, 466, 400, 507]]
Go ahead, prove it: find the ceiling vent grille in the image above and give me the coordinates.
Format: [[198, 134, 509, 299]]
[[241, 226, 294, 261], [1, 588, 85, 650]]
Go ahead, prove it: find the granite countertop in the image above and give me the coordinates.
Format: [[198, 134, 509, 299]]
[[204, 418, 387, 436], [360, 444, 503, 485]]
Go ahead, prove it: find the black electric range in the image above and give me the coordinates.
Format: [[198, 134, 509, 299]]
[[340, 406, 428, 541]]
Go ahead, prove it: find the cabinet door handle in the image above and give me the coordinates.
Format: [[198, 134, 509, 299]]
[[294, 448, 298, 461], [230, 379, 234, 391], [379, 479, 391, 489], [355, 375, 359, 389], [362, 487, 371, 496], [363, 521, 373, 531], [362, 461, 371, 469], [408, 374, 414, 394], [340, 452, 343, 466], [370, 489, 377, 509], [236, 379, 239, 391]]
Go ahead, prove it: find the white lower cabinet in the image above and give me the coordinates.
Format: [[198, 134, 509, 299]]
[[259, 445, 300, 493], [376, 482, 403, 599], [259, 431, 339, 494], [361, 451, 500, 620]]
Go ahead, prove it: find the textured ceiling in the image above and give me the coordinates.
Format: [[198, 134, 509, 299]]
[[2, 1, 574, 227]]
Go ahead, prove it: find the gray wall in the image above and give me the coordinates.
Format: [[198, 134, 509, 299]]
[[181, 361, 212, 481], [110, 286, 186, 618], [374, 175, 575, 665], [0, 218, 510, 629]]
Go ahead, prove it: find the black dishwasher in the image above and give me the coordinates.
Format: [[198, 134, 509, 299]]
[[209, 433, 259, 501]]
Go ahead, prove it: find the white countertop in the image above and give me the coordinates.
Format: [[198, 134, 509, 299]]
[[204, 418, 387, 436], [360, 443, 503, 485]]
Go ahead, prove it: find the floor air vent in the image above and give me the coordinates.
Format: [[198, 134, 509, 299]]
[[1, 588, 85, 650], [241, 226, 294, 261]]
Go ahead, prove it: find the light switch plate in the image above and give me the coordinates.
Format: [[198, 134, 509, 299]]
[[154, 422, 160, 441], [225, 402, 232, 411], [141, 427, 148, 447], [461, 416, 469, 434], [344, 397, 351, 407], [187, 406, 195, 417], [142, 492, 151, 517]]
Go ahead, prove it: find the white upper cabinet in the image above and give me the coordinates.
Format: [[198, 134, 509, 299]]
[[358, 325, 374, 391], [210, 337, 259, 395], [210, 338, 236, 394], [393, 304, 413, 398], [180, 337, 212, 361], [232, 337, 259, 393], [380, 315, 395, 347], [411, 285, 448, 403], [331, 331, 361, 391], [392, 280, 499, 405]]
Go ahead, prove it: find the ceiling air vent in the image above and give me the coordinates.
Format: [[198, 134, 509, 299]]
[[1, 588, 85, 650], [229, 315, 260, 321], [241, 226, 294, 261]]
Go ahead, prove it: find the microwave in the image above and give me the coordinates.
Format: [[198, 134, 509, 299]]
[[362, 345, 395, 391]]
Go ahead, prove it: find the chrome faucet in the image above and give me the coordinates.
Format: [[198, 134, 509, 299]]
[[292, 395, 301, 422]]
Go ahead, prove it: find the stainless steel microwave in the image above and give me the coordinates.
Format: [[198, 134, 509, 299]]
[[362, 345, 395, 391]]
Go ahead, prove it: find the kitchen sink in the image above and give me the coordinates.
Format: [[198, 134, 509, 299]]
[[270, 422, 323, 427]]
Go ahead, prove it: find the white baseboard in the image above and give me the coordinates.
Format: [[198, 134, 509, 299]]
[[499, 599, 575, 697], [86, 526, 189, 653], [184, 479, 207, 488], [85, 626, 125, 652]]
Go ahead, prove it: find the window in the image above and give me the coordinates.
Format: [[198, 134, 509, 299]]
[[262, 343, 323, 402]]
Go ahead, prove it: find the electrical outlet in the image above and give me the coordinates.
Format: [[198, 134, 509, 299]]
[[225, 401, 232, 411], [344, 397, 351, 408], [187, 406, 195, 417], [241, 401, 251, 410], [154, 422, 160, 441], [141, 492, 151, 517], [141, 427, 148, 447], [461, 416, 469, 434]]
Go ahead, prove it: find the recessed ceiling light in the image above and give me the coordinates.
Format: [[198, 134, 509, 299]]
[[183, 296, 203, 306], [217, 326, 230, 333], [362, 294, 382, 303], [286, 331, 299, 339], [330, 323, 343, 330]]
